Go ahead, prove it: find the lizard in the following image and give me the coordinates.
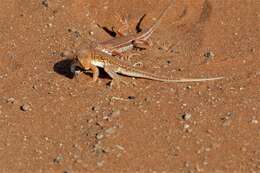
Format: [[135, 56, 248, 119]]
[[70, 48, 224, 85], [91, 0, 175, 57]]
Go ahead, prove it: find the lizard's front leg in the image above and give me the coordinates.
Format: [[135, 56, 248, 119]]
[[74, 66, 99, 84], [90, 64, 100, 82]]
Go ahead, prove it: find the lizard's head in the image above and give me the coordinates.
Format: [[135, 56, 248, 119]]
[[70, 48, 92, 76]]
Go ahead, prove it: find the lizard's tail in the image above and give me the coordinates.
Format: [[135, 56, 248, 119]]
[[139, 0, 174, 40], [119, 67, 224, 83], [151, 76, 224, 83]]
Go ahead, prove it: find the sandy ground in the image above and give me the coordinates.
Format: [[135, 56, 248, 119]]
[[0, 0, 260, 172]]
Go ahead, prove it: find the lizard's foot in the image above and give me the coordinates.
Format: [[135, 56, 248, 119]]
[[114, 13, 130, 37], [104, 64, 129, 88], [156, 41, 174, 52], [133, 61, 143, 67], [133, 39, 153, 50]]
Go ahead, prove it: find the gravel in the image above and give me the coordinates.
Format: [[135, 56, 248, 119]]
[[41, 0, 49, 7], [21, 104, 31, 112], [97, 161, 105, 167], [128, 96, 136, 100], [96, 132, 104, 140], [7, 97, 15, 104], [53, 155, 64, 164], [182, 113, 192, 121], [204, 50, 215, 60], [91, 106, 100, 112]]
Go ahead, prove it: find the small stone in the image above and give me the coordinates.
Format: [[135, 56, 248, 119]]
[[42, 0, 49, 7], [32, 85, 37, 90], [94, 143, 107, 155], [186, 86, 192, 89], [144, 97, 151, 102], [87, 119, 94, 124], [250, 116, 258, 124], [204, 51, 215, 59], [103, 116, 111, 121], [96, 121, 105, 127], [91, 106, 100, 112], [97, 161, 105, 167], [186, 128, 192, 133], [53, 155, 64, 164], [21, 104, 31, 112], [184, 161, 190, 168], [115, 145, 125, 151], [7, 97, 15, 104], [184, 124, 190, 129], [47, 23, 53, 28], [96, 132, 104, 140], [182, 113, 192, 121], [73, 31, 81, 38], [128, 96, 136, 100]]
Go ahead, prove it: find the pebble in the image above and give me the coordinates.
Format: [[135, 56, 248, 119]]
[[97, 161, 105, 167], [182, 113, 192, 121], [42, 0, 49, 7], [53, 155, 63, 164], [7, 97, 15, 104], [250, 116, 258, 124], [94, 143, 108, 155], [184, 161, 190, 168], [184, 124, 190, 129], [96, 132, 104, 140], [115, 145, 125, 151], [91, 106, 100, 112], [204, 51, 215, 60], [21, 104, 32, 112], [128, 96, 136, 100]]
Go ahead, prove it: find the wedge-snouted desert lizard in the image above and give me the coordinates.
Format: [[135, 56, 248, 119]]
[[93, 0, 175, 57], [70, 48, 223, 84]]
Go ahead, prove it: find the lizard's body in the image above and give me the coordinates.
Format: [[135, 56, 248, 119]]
[[93, 1, 174, 56], [70, 48, 223, 84]]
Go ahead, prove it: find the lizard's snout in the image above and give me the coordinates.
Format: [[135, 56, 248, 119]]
[[70, 59, 82, 76]]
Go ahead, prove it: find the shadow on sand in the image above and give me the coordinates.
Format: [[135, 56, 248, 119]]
[[53, 59, 74, 79]]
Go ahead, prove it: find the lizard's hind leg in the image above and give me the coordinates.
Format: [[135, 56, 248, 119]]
[[114, 13, 131, 37], [133, 39, 153, 50], [104, 64, 128, 87]]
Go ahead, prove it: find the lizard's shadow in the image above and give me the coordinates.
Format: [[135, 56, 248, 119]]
[[97, 14, 146, 37], [53, 59, 74, 79], [53, 59, 110, 80]]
